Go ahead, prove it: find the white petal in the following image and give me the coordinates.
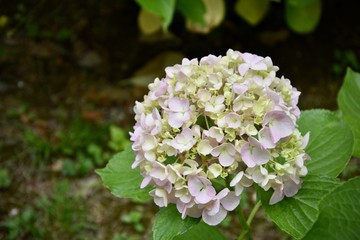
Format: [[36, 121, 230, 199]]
[[197, 139, 213, 155], [230, 171, 244, 187]]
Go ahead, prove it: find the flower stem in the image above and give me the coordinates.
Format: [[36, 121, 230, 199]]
[[204, 114, 210, 129], [237, 206, 251, 240], [237, 200, 262, 240], [247, 200, 261, 226]]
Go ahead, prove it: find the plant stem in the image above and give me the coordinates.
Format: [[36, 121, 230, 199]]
[[237, 201, 262, 240], [247, 200, 261, 226], [204, 114, 210, 129], [237, 207, 252, 240]]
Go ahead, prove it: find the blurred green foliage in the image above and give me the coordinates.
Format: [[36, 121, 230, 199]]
[[13, 3, 71, 41], [333, 49, 360, 75], [22, 116, 130, 176], [4, 180, 92, 239], [136, 0, 322, 34], [121, 211, 145, 233], [4, 207, 44, 239], [0, 169, 11, 188]]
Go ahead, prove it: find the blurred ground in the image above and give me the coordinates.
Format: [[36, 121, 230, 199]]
[[0, 0, 360, 239]]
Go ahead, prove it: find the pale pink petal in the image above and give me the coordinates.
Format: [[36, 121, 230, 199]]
[[206, 200, 221, 216], [230, 172, 244, 187], [258, 127, 276, 149], [168, 98, 189, 112], [140, 175, 152, 188], [291, 88, 301, 106], [202, 206, 227, 226], [186, 205, 203, 218], [284, 180, 300, 197], [242, 137, 270, 166], [263, 111, 295, 142], [233, 83, 248, 95], [196, 188, 215, 204], [241, 52, 256, 63], [144, 151, 156, 161], [176, 201, 188, 219], [238, 63, 250, 76], [150, 162, 167, 181], [251, 144, 271, 165], [200, 54, 221, 65], [132, 152, 145, 168], [188, 176, 202, 196], [302, 132, 310, 149], [219, 151, 235, 167], [221, 191, 240, 211], [269, 185, 284, 205], [235, 185, 244, 196], [252, 62, 267, 71], [216, 188, 230, 199], [241, 143, 256, 168], [168, 113, 184, 128], [141, 134, 157, 151], [212, 143, 236, 167], [205, 127, 224, 142], [266, 87, 282, 105]]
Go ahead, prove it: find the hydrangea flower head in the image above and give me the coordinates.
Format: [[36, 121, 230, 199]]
[[130, 49, 310, 225]]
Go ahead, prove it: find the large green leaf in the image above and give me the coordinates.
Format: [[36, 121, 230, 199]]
[[257, 175, 340, 239], [174, 221, 227, 240], [153, 204, 226, 240], [285, 0, 322, 34], [136, 0, 176, 29], [153, 204, 200, 240], [298, 109, 353, 177], [95, 146, 152, 201], [304, 176, 360, 239], [337, 68, 360, 158], [176, 0, 206, 25], [235, 0, 270, 26]]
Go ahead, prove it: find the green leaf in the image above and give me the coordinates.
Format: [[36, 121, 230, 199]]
[[95, 146, 152, 201], [174, 222, 227, 240], [304, 176, 360, 239], [257, 175, 340, 239], [285, 0, 322, 34], [176, 0, 206, 25], [298, 109, 353, 177], [235, 0, 270, 26], [337, 68, 360, 158], [136, 0, 176, 29], [153, 204, 200, 240]]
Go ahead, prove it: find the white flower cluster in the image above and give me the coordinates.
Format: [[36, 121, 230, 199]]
[[130, 49, 309, 225]]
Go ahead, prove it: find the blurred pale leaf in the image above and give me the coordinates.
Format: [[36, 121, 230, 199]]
[[186, 0, 225, 34], [176, 0, 206, 25], [138, 9, 162, 35], [136, 0, 176, 29], [235, 0, 270, 26], [285, 0, 322, 34]]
